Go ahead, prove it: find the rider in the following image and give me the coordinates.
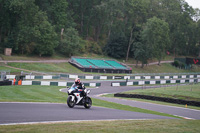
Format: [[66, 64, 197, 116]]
[[73, 78, 86, 96]]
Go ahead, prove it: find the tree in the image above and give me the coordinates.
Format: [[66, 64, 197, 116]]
[[8, 0, 58, 56], [34, 14, 58, 56], [132, 42, 149, 68], [59, 27, 81, 57], [35, 0, 73, 32], [142, 17, 170, 65], [124, 0, 148, 61], [104, 34, 127, 58], [196, 20, 200, 57]]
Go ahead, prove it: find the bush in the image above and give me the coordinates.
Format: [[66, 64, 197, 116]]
[[172, 60, 187, 69], [173, 61, 179, 67], [84, 40, 102, 54], [180, 63, 185, 69]]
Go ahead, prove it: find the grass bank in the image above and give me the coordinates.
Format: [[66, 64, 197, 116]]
[[0, 54, 67, 61], [1, 54, 200, 74], [7, 62, 83, 74], [103, 84, 200, 110], [122, 84, 200, 102], [0, 120, 199, 133], [5, 62, 200, 74]]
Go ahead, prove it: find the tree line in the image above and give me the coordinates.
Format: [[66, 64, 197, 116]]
[[0, 0, 200, 66]]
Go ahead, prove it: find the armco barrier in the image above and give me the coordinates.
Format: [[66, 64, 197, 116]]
[[5, 73, 200, 80], [114, 93, 200, 107], [61, 74, 200, 80], [15, 81, 101, 87], [111, 78, 200, 86]]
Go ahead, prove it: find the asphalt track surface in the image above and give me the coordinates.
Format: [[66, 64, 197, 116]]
[[0, 80, 199, 125], [0, 102, 173, 125]]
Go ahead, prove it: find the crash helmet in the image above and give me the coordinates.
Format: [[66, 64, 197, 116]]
[[75, 78, 80, 85]]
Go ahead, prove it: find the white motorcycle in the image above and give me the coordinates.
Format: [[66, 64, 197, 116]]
[[67, 86, 92, 109]]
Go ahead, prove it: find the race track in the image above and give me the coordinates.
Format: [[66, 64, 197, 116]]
[[0, 80, 199, 125]]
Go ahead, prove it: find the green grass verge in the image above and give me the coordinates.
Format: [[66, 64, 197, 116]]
[[0, 120, 199, 133], [129, 63, 200, 73], [0, 65, 30, 73], [0, 54, 67, 61], [122, 84, 200, 102], [0, 85, 177, 118], [0, 86, 67, 103]]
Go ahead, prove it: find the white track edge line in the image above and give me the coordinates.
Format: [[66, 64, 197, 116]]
[[0, 119, 150, 126]]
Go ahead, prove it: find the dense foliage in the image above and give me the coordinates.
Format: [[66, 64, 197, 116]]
[[0, 0, 200, 61]]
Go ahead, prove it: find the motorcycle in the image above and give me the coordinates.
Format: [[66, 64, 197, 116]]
[[67, 85, 92, 109]]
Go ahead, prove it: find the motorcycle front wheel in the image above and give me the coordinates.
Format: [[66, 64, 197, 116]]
[[67, 96, 76, 108], [84, 97, 92, 109]]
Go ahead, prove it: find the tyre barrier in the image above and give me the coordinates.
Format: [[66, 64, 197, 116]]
[[0, 80, 12, 86], [114, 93, 200, 107]]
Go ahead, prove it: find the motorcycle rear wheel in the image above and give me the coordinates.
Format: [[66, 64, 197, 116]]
[[84, 97, 92, 109], [67, 96, 76, 108]]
